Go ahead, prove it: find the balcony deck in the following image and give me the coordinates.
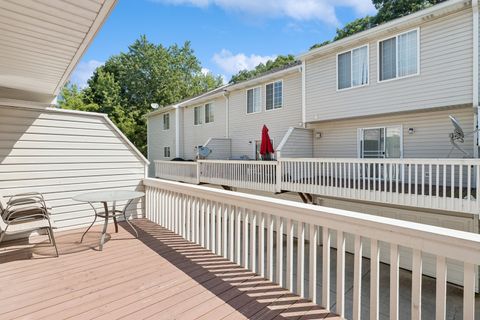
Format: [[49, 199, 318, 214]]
[[0, 219, 335, 320]]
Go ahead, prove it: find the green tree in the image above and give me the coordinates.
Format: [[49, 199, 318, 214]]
[[58, 83, 99, 112], [61, 35, 223, 155], [229, 55, 297, 83], [372, 0, 444, 24]]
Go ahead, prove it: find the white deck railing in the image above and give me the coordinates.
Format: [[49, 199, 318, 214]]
[[154, 160, 198, 184], [154, 158, 480, 214], [280, 158, 480, 214], [144, 178, 480, 320], [198, 160, 277, 192]]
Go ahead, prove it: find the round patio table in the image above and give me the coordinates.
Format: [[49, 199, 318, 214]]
[[73, 190, 144, 250]]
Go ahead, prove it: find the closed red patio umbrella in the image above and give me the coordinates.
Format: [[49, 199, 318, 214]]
[[260, 125, 274, 160]]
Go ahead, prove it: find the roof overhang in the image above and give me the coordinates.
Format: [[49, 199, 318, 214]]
[[297, 0, 471, 61], [0, 0, 118, 104]]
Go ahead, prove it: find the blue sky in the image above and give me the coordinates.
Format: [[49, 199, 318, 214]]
[[71, 0, 376, 87]]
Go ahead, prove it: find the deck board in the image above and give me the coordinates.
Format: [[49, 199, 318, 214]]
[[0, 219, 336, 320]]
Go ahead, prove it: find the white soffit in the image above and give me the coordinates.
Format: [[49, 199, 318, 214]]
[[0, 0, 117, 103]]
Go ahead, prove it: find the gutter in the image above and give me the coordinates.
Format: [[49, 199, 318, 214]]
[[223, 90, 230, 138], [301, 61, 306, 126], [175, 105, 182, 158], [473, 0, 479, 157], [297, 0, 470, 61]]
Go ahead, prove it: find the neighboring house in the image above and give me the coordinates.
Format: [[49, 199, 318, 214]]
[[149, 0, 480, 235], [147, 62, 303, 173], [299, 0, 478, 160]]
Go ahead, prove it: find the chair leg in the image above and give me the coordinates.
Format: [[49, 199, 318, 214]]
[[48, 228, 59, 257], [0, 232, 4, 245]]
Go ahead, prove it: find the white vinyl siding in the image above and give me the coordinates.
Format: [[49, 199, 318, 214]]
[[205, 103, 214, 123], [338, 45, 368, 90], [246, 87, 261, 114], [266, 81, 283, 110], [379, 29, 419, 81], [163, 113, 170, 130], [148, 111, 176, 172], [0, 105, 146, 230], [310, 106, 473, 159], [229, 72, 302, 159], [183, 97, 227, 160], [194, 106, 203, 125], [305, 8, 473, 121]]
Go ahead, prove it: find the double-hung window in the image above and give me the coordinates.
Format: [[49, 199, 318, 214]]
[[163, 113, 170, 130], [164, 146, 171, 158], [205, 103, 214, 123], [379, 29, 419, 81], [266, 80, 283, 110], [338, 45, 369, 90], [247, 87, 261, 114], [194, 106, 203, 125]]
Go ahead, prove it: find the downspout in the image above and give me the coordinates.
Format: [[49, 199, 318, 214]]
[[301, 60, 306, 128], [175, 105, 181, 158], [473, 0, 479, 158], [223, 90, 230, 138]]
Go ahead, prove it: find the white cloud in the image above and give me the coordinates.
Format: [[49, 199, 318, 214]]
[[153, 0, 375, 26], [201, 67, 211, 75], [212, 49, 276, 75], [70, 60, 104, 88]]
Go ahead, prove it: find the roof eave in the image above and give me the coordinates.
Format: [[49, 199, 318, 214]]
[[297, 0, 471, 61], [53, 0, 118, 97]]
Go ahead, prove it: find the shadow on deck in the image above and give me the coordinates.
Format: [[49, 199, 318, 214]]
[[0, 219, 336, 320]]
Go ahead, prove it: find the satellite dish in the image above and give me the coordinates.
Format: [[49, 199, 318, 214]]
[[448, 115, 472, 157], [449, 115, 465, 142], [151, 103, 159, 110], [197, 146, 212, 159]]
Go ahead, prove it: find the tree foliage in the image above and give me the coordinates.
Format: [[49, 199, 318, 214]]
[[229, 55, 297, 84], [310, 0, 444, 50], [59, 35, 223, 155]]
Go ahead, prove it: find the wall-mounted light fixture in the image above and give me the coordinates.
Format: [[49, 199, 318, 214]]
[[408, 128, 415, 135], [315, 131, 322, 139]]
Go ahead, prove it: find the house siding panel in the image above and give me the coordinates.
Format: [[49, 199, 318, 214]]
[[228, 72, 302, 159], [147, 110, 176, 175], [305, 8, 474, 122], [309, 106, 474, 159], [277, 127, 313, 158], [182, 96, 227, 160], [0, 105, 146, 230]]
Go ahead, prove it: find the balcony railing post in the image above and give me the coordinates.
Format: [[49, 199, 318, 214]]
[[276, 160, 282, 193], [196, 161, 201, 184]]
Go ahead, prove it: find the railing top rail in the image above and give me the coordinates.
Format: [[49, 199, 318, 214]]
[[144, 178, 480, 265], [279, 158, 480, 165], [154, 160, 197, 165], [198, 160, 278, 165]]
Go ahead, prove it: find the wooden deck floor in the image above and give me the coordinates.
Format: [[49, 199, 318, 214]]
[[0, 219, 337, 320]]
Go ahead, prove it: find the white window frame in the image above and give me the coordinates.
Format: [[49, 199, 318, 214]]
[[163, 113, 170, 130], [265, 80, 283, 111], [194, 105, 204, 126], [377, 28, 420, 83], [356, 125, 404, 158], [205, 102, 214, 123], [163, 146, 171, 158], [336, 44, 370, 91], [246, 86, 262, 115]]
